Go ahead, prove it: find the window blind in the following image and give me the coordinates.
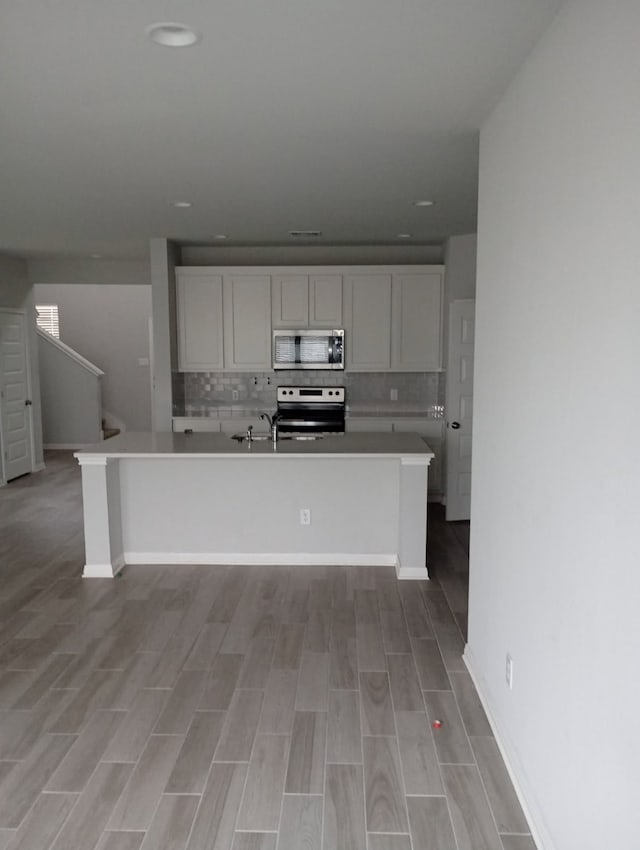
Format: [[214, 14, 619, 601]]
[[36, 304, 60, 338]]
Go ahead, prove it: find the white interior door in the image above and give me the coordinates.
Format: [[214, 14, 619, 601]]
[[0, 310, 33, 481], [445, 299, 475, 521]]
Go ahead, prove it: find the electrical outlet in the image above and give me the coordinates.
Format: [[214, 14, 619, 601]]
[[232, 389, 239, 401], [300, 508, 311, 526], [505, 653, 514, 690], [390, 388, 398, 401]]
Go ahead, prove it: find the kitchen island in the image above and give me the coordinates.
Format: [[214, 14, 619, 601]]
[[75, 431, 434, 579]]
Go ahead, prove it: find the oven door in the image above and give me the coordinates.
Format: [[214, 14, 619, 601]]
[[276, 403, 345, 434]]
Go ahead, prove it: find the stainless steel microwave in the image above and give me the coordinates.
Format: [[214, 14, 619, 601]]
[[273, 329, 345, 370]]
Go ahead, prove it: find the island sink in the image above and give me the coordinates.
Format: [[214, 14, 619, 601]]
[[74, 430, 433, 581], [230, 433, 325, 443]]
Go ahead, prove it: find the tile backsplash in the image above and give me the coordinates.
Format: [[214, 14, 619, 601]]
[[173, 371, 445, 417]]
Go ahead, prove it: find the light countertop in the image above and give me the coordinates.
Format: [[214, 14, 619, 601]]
[[173, 404, 444, 420], [75, 431, 434, 461]]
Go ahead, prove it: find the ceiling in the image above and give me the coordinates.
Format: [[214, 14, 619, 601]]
[[1, 1, 562, 261]]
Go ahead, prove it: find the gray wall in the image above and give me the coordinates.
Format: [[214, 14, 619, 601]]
[[0, 254, 44, 474], [33, 283, 152, 431], [181, 244, 444, 266], [150, 238, 180, 431], [443, 232, 477, 358], [38, 332, 102, 446], [444, 233, 476, 303], [469, 3, 640, 849]]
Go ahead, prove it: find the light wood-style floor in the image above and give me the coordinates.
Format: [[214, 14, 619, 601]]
[[0, 451, 535, 850]]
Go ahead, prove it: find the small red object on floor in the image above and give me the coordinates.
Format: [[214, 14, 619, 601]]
[[432, 719, 443, 729]]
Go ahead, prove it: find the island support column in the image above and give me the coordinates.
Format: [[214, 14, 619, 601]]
[[77, 456, 124, 577], [397, 456, 430, 579]]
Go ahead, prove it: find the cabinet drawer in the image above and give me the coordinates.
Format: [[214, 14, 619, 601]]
[[346, 418, 394, 433]]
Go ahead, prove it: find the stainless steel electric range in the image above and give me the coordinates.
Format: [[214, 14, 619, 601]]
[[275, 386, 345, 435]]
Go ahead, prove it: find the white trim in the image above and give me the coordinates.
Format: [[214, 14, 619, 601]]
[[401, 455, 431, 466], [74, 455, 109, 466], [123, 551, 399, 567], [464, 645, 553, 850], [36, 327, 104, 376], [83, 554, 125, 578], [396, 564, 430, 580]]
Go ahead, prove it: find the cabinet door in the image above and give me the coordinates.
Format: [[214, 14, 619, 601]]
[[223, 275, 272, 370], [392, 419, 444, 495], [346, 418, 394, 433], [272, 275, 309, 327], [343, 274, 392, 370], [176, 272, 224, 371], [309, 275, 342, 327], [391, 272, 443, 371]]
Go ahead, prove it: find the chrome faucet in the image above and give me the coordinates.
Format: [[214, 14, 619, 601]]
[[260, 412, 280, 443]]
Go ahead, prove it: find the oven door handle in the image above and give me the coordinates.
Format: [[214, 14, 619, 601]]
[[278, 419, 334, 428]]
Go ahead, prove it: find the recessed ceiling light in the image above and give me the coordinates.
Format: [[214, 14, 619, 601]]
[[170, 200, 193, 208], [146, 23, 200, 48], [213, 234, 228, 240], [413, 200, 434, 207], [397, 233, 412, 239]]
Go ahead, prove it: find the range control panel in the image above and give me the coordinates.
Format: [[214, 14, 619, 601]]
[[277, 386, 345, 403]]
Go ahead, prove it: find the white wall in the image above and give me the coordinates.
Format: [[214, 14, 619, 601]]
[[0, 254, 44, 473], [468, 3, 640, 850], [33, 283, 152, 431]]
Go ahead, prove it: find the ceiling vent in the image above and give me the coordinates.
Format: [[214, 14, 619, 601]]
[[288, 230, 322, 237]]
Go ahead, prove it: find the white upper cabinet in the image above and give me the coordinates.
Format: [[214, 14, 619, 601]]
[[309, 275, 342, 326], [343, 274, 392, 370], [176, 270, 224, 372], [177, 265, 442, 374], [223, 274, 272, 370], [272, 274, 342, 328], [391, 271, 443, 371], [272, 275, 310, 327]]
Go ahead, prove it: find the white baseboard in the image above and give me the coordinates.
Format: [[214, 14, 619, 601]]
[[464, 645, 553, 850], [83, 554, 125, 578], [123, 552, 399, 568], [396, 564, 430, 580]]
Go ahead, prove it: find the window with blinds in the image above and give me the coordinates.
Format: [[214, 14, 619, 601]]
[[36, 304, 60, 338]]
